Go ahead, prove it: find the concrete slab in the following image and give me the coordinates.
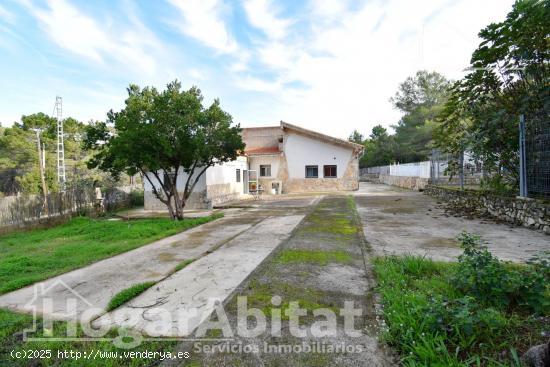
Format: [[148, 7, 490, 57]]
[[355, 183, 550, 262], [92, 214, 305, 336], [0, 209, 267, 321]]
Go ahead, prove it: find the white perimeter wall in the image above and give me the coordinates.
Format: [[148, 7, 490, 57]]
[[284, 132, 353, 179], [144, 167, 207, 193], [205, 156, 248, 191]]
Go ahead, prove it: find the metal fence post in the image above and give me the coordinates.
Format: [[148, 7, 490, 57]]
[[519, 114, 528, 197]]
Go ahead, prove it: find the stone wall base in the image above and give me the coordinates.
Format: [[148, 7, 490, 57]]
[[378, 174, 429, 191], [283, 178, 358, 193], [144, 190, 209, 211], [425, 185, 550, 235]]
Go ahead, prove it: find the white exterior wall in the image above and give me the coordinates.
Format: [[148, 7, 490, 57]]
[[248, 155, 280, 178], [144, 167, 207, 193], [284, 132, 353, 179], [205, 156, 248, 193]]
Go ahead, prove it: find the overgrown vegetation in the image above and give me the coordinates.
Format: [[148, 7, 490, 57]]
[[107, 282, 156, 311], [173, 258, 195, 272], [0, 213, 223, 295], [351, 70, 452, 167], [374, 233, 550, 366], [0, 309, 178, 366], [277, 249, 352, 265]]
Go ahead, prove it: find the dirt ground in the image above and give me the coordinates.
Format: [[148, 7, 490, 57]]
[[165, 195, 395, 367], [355, 183, 549, 262]]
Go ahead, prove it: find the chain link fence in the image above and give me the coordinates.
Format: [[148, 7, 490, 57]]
[[525, 112, 550, 199]]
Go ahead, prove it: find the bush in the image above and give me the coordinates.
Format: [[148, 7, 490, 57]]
[[129, 189, 144, 207], [452, 232, 550, 314]]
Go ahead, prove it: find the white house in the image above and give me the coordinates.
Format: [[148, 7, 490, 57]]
[[144, 121, 363, 210]]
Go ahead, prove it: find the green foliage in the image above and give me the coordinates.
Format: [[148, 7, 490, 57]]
[[0, 113, 98, 195], [174, 258, 195, 272], [107, 282, 156, 311], [277, 249, 352, 265], [129, 189, 144, 207], [436, 0, 549, 188], [360, 71, 452, 167], [0, 308, 178, 366], [360, 125, 398, 167], [452, 232, 550, 314], [374, 248, 549, 366], [84, 80, 244, 220], [0, 214, 222, 295], [348, 129, 364, 144]]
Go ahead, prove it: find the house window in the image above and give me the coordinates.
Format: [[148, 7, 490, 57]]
[[236, 169, 241, 182], [305, 165, 318, 178], [323, 165, 337, 178], [260, 165, 271, 177]]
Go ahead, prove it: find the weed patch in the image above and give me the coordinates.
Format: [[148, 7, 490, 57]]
[[174, 259, 195, 272], [107, 282, 156, 311], [277, 249, 352, 265], [374, 234, 550, 366]]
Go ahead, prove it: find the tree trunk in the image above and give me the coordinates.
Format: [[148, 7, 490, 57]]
[[173, 194, 185, 220]]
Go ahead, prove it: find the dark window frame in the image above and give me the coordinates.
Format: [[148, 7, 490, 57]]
[[236, 168, 241, 182], [323, 165, 337, 178], [259, 164, 271, 177], [305, 165, 318, 178]]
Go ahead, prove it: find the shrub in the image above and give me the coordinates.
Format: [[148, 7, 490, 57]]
[[452, 232, 550, 314], [129, 189, 144, 207]]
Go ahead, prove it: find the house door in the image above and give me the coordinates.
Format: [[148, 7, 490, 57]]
[[243, 170, 249, 194]]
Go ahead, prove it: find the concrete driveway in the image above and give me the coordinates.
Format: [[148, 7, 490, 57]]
[[0, 195, 319, 332], [355, 183, 549, 262]]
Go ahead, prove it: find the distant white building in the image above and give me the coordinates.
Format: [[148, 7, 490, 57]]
[[144, 121, 363, 210]]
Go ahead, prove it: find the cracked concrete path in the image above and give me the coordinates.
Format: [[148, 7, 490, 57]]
[[92, 214, 306, 336], [0, 196, 316, 322], [356, 183, 549, 262]]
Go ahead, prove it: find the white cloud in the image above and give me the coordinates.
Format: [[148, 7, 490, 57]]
[[20, 0, 163, 75], [167, 0, 238, 54], [233, 0, 515, 139], [243, 0, 291, 40], [0, 4, 16, 24]]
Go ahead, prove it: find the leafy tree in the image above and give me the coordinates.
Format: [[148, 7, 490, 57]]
[[391, 71, 452, 163], [84, 81, 245, 220], [361, 125, 397, 167], [436, 0, 549, 190], [390, 71, 452, 114], [0, 114, 89, 195], [348, 130, 364, 144]]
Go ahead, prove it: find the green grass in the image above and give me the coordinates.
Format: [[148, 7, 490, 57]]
[[373, 255, 548, 366], [173, 258, 195, 272], [277, 249, 352, 265], [107, 282, 156, 311], [0, 309, 179, 366], [0, 213, 223, 295]]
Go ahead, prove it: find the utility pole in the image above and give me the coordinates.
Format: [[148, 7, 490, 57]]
[[54, 96, 66, 189], [34, 130, 49, 215]]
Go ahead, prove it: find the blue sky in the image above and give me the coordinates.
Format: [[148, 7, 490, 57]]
[[0, 0, 513, 138]]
